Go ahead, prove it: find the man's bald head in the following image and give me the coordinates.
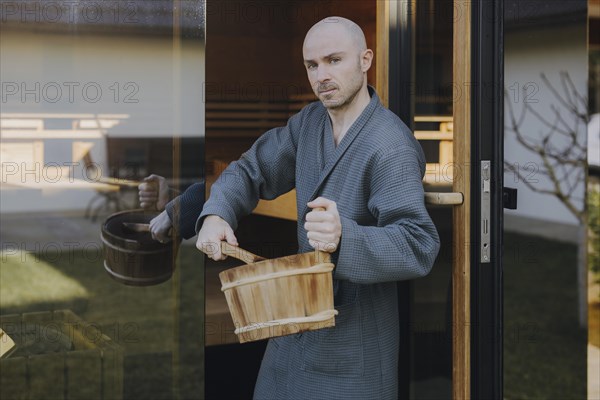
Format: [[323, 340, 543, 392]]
[[302, 17, 372, 111], [304, 17, 367, 54]]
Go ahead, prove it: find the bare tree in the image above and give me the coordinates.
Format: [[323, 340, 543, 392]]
[[504, 71, 589, 223], [505, 71, 595, 320]]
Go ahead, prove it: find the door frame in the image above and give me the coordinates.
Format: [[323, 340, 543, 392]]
[[469, 1, 504, 398], [376, 2, 416, 399], [377, 1, 504, 398]]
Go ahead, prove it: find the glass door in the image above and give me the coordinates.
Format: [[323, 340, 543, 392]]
[[0, 2, 205, 399], [378, 1, 504, 398]]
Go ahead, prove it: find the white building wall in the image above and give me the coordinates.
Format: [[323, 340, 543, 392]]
[[504, 24, 587, 226], [0, 29, 205, 214]]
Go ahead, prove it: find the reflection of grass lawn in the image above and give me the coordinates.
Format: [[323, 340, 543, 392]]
[[36, 248, 174, 355], [2, 232, 588, 398], [1, 251, 89, 315], [2, 244, 204, 399], [504, 233, 587, 399], [32, 245, 203, 354]]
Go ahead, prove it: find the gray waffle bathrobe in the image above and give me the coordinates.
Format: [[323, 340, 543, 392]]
[[198, 87, 440, 400]]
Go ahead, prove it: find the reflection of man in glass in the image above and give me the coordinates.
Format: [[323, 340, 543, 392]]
[[138, 174, 204, 243], [198, 17, 440, 399]]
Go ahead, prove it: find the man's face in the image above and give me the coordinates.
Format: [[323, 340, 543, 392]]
[[303, 24, 367, 110]]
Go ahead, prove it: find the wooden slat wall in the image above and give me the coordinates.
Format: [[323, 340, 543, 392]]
[[452, 1, 472, 399]]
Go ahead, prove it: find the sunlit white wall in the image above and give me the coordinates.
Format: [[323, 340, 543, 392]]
[[504, 23, 587, 226], [1, 29, 205, 214]]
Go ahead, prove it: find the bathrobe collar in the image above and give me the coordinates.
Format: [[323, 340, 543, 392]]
[[304, 85, 380, 213]]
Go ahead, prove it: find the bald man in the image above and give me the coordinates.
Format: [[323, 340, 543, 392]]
[[197, 17, 440, 399]]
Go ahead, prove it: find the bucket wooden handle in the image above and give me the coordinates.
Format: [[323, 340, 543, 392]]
[[121, 222, 173, 240], [219, 206, 332, 264], [220, 241, 266, 264]]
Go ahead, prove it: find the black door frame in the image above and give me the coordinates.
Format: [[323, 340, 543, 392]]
[[388, 1, 416, 399], [388, 1, 504, 398], [470, 0, 504, 398]]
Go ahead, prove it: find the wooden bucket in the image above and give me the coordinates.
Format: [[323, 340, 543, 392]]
[[218, 241, 338, 343], [101, 210, 176, 286]]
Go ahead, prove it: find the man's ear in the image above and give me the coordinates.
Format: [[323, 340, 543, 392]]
[[361, 49, 374, 72]]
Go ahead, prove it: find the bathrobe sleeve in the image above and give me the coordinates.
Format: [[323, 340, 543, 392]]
[[165, 181, 205, 239], [196, 109, 304, 232], [334, 145, 441, 284]]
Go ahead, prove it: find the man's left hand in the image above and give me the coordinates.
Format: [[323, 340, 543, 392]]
[[305, 197, 342, 253]]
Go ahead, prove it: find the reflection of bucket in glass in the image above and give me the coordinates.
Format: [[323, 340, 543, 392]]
[[101, 210, 177, 286]]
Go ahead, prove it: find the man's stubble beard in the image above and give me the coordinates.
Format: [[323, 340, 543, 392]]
[[319, 59, 365, 111]]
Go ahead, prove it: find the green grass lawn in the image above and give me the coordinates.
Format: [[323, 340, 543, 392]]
[[503, 233, 587, 400], [1, 232, 588, 399], [1, 244, 204, 400], [1, 251, 89, 315]]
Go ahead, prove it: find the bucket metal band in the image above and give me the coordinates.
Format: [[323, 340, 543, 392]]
[[101, 234, 170, 255], [220, 262, 335, 292]]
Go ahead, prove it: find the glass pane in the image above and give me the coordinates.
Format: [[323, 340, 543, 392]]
[[0, 1, 205, 399], [202, 2, 377, 398], [410, 1, 454, 398], [503, 1, 588, 398]]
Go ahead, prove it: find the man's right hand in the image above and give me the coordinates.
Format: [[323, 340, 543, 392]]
[[138, 174, 170, 211], [196, 215, 238, 261], [149, 210, 173, 244]]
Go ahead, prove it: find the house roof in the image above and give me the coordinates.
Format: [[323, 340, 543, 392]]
[[0, 0, 205, 38], [505, 0, 587, 30]]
